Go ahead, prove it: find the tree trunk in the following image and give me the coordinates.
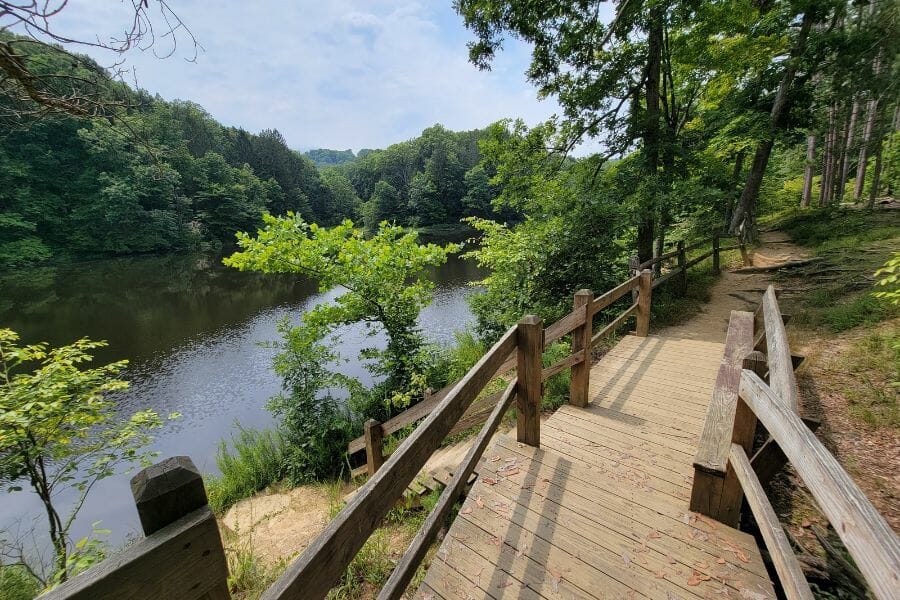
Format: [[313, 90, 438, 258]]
[[637, 5, 664, 264], [801, 134, 816, 207], [819, 104, 835, 206], [726, 150, 745, 224], [730, 11, 814, 239], [837, 99, 859, 201], [867, 132, 885, 208], [855, 97, 879, 201]]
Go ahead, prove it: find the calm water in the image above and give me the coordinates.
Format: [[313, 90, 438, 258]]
[[0, 251, 483, 556]]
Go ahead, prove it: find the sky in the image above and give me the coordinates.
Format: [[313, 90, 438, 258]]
[[33, 1, 612, 153]]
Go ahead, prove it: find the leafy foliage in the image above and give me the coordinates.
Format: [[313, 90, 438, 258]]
[[0, 329, 175, 583]]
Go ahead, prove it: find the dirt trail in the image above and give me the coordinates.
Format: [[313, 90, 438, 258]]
[[659, 231, 809, 342]]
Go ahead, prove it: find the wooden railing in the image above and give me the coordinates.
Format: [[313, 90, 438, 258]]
[[692, 286, 900, 600], [39, 457, 229, 600], [350, 232, 741, 475], [40, 232, 737, 600]]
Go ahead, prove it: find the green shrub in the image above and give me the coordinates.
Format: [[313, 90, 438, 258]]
[[542, 342, 572, 411], [206, 426, 287, 513], [0, 564, 40, 600]]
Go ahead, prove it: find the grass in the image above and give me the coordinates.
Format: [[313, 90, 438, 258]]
[[841, 328, 900, 429], [206, 425, 288, 513], [0, 564, 40, 600], [223, 527, 286, 600]]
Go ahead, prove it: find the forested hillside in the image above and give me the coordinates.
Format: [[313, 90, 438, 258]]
[[0, 34, 506, 268]]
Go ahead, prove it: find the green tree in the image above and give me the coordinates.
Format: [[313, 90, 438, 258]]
[[0, 329, 175, 584], [224, 215, 458, 396]]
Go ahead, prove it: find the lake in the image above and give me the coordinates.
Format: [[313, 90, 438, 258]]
[[0, 250, 483, 558]]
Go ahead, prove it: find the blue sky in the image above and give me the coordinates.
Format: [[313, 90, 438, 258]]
[[36, 1, 615, 152]]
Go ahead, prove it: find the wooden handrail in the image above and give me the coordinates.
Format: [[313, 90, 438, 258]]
[[738, 372, 900, 600], [761, 285, 799, 411], [376, 377, 519, 599], [728, 444, 814, 600], [262, 326, 518, 599], [40, 457, 230, 600]]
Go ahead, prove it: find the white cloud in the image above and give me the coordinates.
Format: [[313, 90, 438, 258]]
[[36, 0, 565, 152]]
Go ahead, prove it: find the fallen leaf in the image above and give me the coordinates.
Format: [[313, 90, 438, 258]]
[[622, 553, 632, 567], [516, 544, 528, 558], [489, 455, 501, 462], [502, 467, 520, 476], [655, 571, 667, 579], [422, 593, 434, 600], [489, 535, 501, 547], [461, 506, 472, 515], [687, 570, 712, 586], [497, 580, 513, 589], [667, 592, 681, 600], [801, 519, 811, 528], [548, 568, 562, 593], [475, 495, 484, 509], [648, 529, 662, 539], [716, 558, 726, 565], [483, 477, 498, 485]]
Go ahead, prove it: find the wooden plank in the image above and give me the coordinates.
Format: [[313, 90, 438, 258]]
[[639, 248, 680, 269], [40, 508, 228, 600], [684, 249, 714, 271], [740, 371, 900, 600], [568, 289, 594, 407], [591, 274, 640, 312], [541, 351, 583, 382], [729, 444, 814, 600], [590, 303, 638, 347], [516, 316, 542, 447], [262, 325, 518, 600], [762, 286, 799, 411], [690, 311, 754, 521], [378, 378, 518, 599], [480, 437, 772, 583], [651, 268, 679, 290], [543, 302, 587, 346]]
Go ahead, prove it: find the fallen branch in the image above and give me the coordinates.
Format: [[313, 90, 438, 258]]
[[732, 257, 824, 273]]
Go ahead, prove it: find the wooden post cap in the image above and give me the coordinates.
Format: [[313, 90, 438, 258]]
[[130, 456, 208, 535]]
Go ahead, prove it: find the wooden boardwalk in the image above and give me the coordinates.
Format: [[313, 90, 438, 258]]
[[418, 335, 776, 600]]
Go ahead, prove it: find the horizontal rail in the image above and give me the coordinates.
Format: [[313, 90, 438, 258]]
[[544, 303, 588, 346], [377, 378, 518, 599], [651, 268, 679, 290], [263, 326, 518, 599], [591, 274, 640, 313], [739, 371, 900, 600], [683, 249, 713, 270], [638, 248, 679, 269], [40, 508, 226, 600], [541, 352, 583, 381], [729, 444, 813, 600], [591, 302, 638, 347], [762, 286, 798, 411]]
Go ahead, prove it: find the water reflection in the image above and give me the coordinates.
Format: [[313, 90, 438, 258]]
[[0, 251, 484, 553]]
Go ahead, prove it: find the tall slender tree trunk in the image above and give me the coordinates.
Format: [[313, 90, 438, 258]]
[[868, 138, 884, 208], [820, 104, 835, 206], [837, 99, 859, 201], [801, 134, 816, 207], [855, 98, 878, 201], [727, 150, 745, 224], [638, 5, 664, 264], [730, 12, 814, 240]]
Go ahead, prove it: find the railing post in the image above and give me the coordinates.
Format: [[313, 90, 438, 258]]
[[635, 269, 652, 337], [517, 315, 543, 447], [364, 419, 384, 477], [131, 456, 231, 600], [569, 289, 594, 408], [676, 240, 687, 296], [718, 352, 767, 527], [712, 234, 721, 273]]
